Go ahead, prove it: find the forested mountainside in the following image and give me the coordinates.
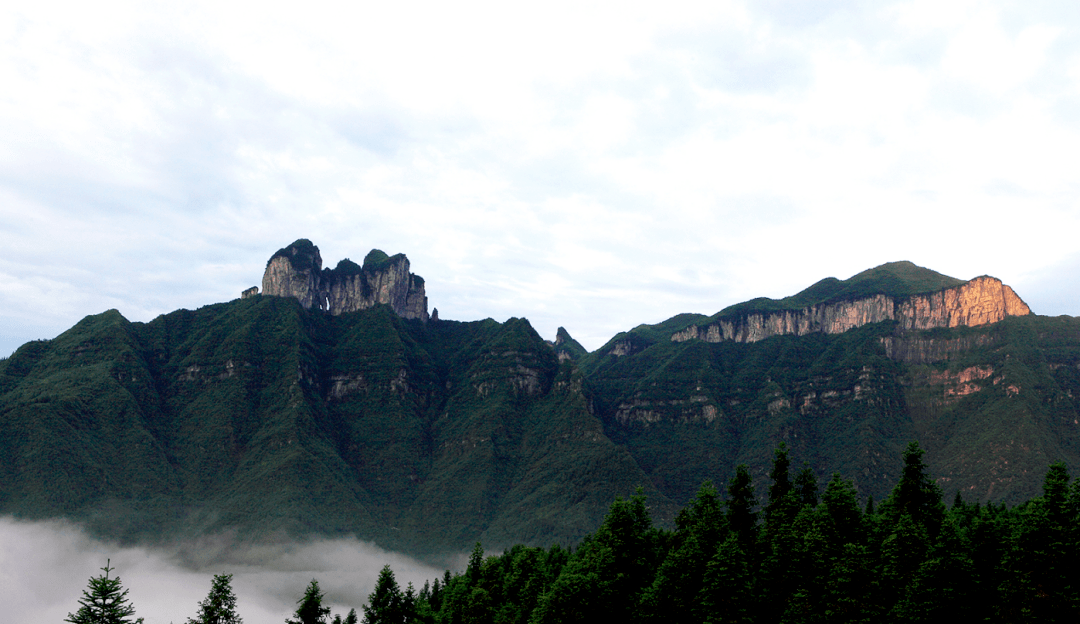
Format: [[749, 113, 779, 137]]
[[2, 247, 1079, 557]]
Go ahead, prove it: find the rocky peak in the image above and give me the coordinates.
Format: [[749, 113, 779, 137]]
[[552, 327, 588, 362], [261, 239, 429, 320]]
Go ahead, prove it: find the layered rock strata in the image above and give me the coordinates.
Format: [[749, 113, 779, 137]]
[[672, 276, 1029, 344], [261, 239, 429, 320]]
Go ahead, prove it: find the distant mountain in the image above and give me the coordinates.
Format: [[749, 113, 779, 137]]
[[1, 247, 1077, 557]]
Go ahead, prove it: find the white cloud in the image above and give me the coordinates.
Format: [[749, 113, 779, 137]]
[[1, 0, 1080, 357]]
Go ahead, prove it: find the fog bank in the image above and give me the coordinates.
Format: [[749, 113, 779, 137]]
[[0, 517, 451, 624]]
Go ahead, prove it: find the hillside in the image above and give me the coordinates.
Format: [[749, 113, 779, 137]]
[[1, 252, 1078, 557], [0, 297, 668, 554]]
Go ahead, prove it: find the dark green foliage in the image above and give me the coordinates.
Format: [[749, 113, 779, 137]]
[[358, 446, 1080, 624], [699, 533, 755, 624], [187, 573, 242, 624], [552, 327, 587, 362], [7, 262, 1080, 559], [531, 491, 660, 624], [725, 465, 757, 544], [287, 580, 331, 624], [715, 261, 964, 318], [66, 561, 143, 624], [0, 298, 668, 553], [881, 442, 945, 537], [269, 239, 322, 271], [363, 566, 404, 624]]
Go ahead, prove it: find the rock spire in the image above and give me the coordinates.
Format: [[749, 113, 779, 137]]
[[259, 239, 429, 320]]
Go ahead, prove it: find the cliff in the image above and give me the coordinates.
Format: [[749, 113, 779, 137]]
[[671, 272, 1030, 345], [260, 239, 429, 320]]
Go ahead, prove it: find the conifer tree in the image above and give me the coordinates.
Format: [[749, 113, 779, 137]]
[[287, 579, 331, 624], [363, 565, 403, 624], [66, 560, 143, 624], [187, 573, 242, 624], [793, 463, 819, 508], [725, 464, 758, 544], [765, 443, 793, 521], [883, 442, 944, 537]]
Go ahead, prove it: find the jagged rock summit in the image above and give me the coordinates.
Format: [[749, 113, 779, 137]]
[[259, 239, 429, 320], [670, 261, 1030, 345]]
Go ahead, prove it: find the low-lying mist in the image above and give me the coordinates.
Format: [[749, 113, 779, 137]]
[[0, 516, 455, 624]]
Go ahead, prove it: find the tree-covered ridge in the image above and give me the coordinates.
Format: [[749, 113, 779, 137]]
[[66, 444, 1080, 622], [3, 291, 1080, 556], [716, 260, 966, 317], [590, 261, 970, 351], [372, 444, 1080, 624], [0, 297, 666, 553]]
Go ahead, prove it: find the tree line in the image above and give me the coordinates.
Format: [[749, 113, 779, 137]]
[[68, 441, 1080, 623]]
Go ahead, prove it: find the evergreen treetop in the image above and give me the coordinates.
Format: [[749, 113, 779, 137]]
[[66, 560, 143, 624]]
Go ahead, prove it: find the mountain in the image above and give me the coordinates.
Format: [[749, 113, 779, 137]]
[[579, 261, 1076, 509], [1, 246, 1078, 558]]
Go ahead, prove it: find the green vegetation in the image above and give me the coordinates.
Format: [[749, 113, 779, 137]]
[[717, 260, 965, 318], [335, 259, 364, 276], [3, 274, 1080, 556], [269, 239, 322, 271], [372, 445, 1080, 623], [287, 580, 332, 624], [552, 327, 587, 361], [66, 560, 143, 624], [362, 249, 407, 273], [187, 574, 242, 624], [0, 297, 664, 552], [63, 446, 1080, 622]]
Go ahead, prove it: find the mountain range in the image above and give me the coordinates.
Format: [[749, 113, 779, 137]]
[[2, 239, 1077, 557]]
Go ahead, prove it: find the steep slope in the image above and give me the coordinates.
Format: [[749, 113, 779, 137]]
[[1, 255, 1077, 556], [0, 296, 667, 554], [579, 263, 1075, 507]]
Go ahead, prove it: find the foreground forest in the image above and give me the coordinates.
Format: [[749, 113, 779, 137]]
[[76, 443, 1080, 623]]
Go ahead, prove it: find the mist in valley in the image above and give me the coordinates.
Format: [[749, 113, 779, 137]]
[[0, 517, 454, 624]]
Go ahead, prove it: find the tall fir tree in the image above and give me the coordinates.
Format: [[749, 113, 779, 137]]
[[66, 560, 143, 624], [187, 573, 242, 624], [725, 464, 758, 545], [287, 579, 331, 624], [363, 565, 403, 624]]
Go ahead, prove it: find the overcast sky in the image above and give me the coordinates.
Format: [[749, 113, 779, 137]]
[[2, 0, 1080, 357]]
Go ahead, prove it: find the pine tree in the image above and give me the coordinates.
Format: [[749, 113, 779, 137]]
[[66, 560, 144, 624], [725, 464, 758, 545], [793, 463, 819, 508], [882, 441, 944, 537], [187, 573, 242, 624], [363, 565, 403, 624], [765, 443, 793, 522], [287, 579, 331, 624]]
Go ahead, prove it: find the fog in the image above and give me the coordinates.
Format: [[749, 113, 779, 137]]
[[0, 517, 455, 624]]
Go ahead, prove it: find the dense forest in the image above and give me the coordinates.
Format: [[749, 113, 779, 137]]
[[74, 442, 1079, 623]]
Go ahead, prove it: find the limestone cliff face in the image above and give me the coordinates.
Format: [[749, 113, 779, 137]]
[[672, 276, 1029, 345], [261, 240, 429, 320]]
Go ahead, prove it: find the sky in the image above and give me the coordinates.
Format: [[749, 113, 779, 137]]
[[0, 517, 449, 624], [2, 0, 1080, 357]]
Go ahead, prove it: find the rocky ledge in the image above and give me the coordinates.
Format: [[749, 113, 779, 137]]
[[672, 275, 1030, 344], [258, 239, 429, 320]]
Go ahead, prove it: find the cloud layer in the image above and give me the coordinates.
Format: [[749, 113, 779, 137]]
[[0, 517, 450, 624], [2, 1, 1079, 356]]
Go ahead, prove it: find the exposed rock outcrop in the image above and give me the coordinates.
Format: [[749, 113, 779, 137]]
[[672, 276, 1029, 345], [261, 239, 429, 320]]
